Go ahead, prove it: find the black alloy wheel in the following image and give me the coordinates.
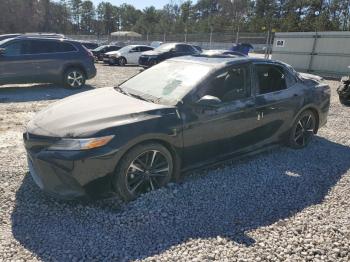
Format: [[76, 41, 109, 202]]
[[288, 110, 316, 149], [113, 143, 173, 201]]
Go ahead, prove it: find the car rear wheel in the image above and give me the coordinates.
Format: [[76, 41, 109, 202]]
[[113, 142, 173, 202], [288, 110, 316, 149], [118, 57, 127, 66], [63, 68, 86, 88]]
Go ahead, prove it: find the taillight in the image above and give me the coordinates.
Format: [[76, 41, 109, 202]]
[[82, 45, 94, 58]]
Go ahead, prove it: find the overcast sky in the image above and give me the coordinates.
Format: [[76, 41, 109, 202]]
[[89, 0, 172, 9]]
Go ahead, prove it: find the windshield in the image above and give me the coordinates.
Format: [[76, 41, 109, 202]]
[[155, 43, 176, 52], [119, 61, 212, 105]]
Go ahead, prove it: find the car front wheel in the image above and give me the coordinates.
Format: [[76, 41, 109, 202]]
[[288, 110, 316, 149], [113, 142, 173, 202], [118, 57, 127, 66], [63, 68, 86, 88]]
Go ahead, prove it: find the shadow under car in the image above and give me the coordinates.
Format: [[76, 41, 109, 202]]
[[11, 136, 350, 261]]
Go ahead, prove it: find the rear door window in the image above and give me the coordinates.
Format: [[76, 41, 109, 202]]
[[176, 44, 195, 53], [22, 40, 60, 54], [140, 46, 153, 52], [255, 64, 287, 94], [21, 40, 76, 54], [130, 47, 141, 52], [60, 42, 76, 52]]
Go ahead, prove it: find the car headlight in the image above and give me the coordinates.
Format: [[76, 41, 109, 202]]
[[48, 135, 114, 151]]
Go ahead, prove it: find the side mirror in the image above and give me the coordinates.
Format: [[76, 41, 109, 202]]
[[0, 48, 5, 56], [169, 48, 176, 53], [196, 95, 221, 107]]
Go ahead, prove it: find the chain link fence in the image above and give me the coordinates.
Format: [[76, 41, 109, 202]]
[[67, 32, 270, 52]]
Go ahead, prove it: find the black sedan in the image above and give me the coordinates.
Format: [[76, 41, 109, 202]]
[[92, 45, 121, 61], [138, 43, 199, 67], [24, 56, 330, 202]]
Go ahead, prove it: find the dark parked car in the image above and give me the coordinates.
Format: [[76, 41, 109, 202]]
[[80, 41, 99, 50], [192, 45, 203, 52], [138, 43, 199, 67], [92, 45, 121, 61], [337, 74, 350, 105], [24, 56, 330, 201], [0, 37, 96, 88]]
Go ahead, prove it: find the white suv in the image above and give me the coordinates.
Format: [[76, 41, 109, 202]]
[[103, 45, 154, 66]]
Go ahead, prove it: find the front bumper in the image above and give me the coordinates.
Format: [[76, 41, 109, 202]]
[[24, 134, 120, 200]]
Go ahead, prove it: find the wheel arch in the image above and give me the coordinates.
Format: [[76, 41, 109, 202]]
[[119, 56, 127, 63], [62, 64, 87, 78], [293, 105, 320, 133], [114, 137, 182, 182]]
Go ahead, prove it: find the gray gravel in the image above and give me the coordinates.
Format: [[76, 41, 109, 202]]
[[1, 63, 350, 261]]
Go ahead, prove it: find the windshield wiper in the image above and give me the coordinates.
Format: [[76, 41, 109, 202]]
[[115, 86, 150, 102], [127, 92, 151, 102], [115, 85, 129, 95]]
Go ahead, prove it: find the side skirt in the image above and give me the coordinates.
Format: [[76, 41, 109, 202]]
[[181, 143, 280, 175]]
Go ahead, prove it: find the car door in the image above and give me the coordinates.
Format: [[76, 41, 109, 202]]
[[126, 46, 141, 64], [174, 44, 195, 58], [0, 40, 37, 84], [252, 62, 304, 145], [21, 39, 61, 82], [181, 63, 258, 165]]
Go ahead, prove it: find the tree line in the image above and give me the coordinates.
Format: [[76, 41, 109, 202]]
[[0, 0, 350, 36]]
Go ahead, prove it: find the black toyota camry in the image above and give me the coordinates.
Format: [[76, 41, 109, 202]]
[[24, 56, 331, 201]]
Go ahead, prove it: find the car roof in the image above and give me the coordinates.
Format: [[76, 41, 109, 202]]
[[169, 55, 274, 68], [9, 36, 80, 43], [126, 44, 151, 47]]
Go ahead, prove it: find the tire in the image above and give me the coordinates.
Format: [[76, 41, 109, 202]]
[[113, 142, 174, 202], [339, 95, 350, 105], [149, 59, 158, 67], [63, 68, 86, 88], [287, 110, 317, 149], [118, 57, 127, 66]]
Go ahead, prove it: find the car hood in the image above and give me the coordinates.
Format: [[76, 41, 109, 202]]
[[26, 87, 170, 138], [141, 50, 165, 56]]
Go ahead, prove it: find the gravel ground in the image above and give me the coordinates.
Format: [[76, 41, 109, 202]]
[[0, 63, 350, 261]]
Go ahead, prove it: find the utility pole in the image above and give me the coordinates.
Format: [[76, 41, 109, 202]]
[[209, 25, 213, 48]]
